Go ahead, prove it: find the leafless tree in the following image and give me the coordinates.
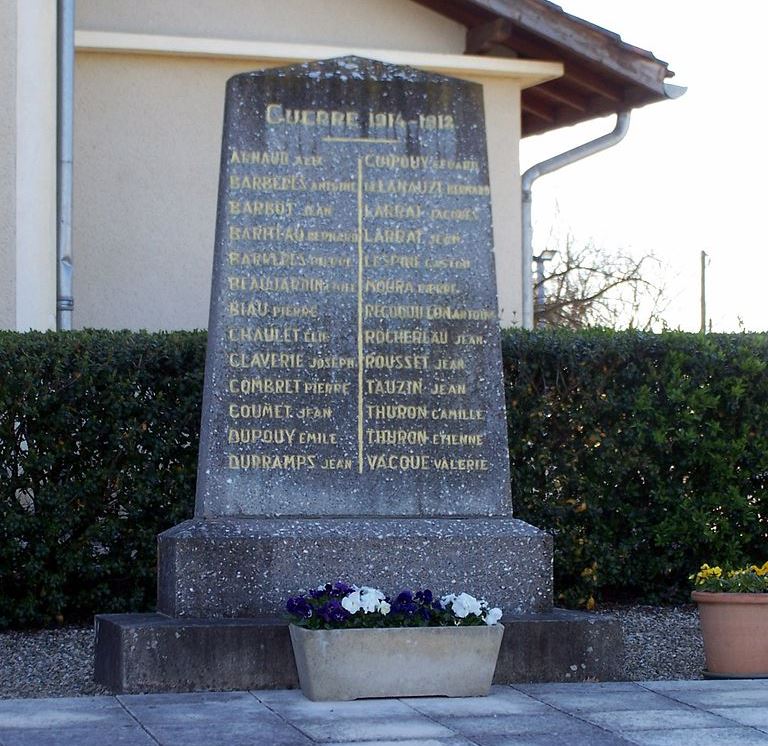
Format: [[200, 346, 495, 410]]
[[534, 233, 669, 330]]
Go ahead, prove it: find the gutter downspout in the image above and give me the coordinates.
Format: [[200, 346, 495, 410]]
[[521, 110, 631, 329], [56, 0, 75, 330]]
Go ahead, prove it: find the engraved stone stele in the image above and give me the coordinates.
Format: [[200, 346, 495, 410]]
[[158, 56, 551, 617], [95, 57, 624, 692]]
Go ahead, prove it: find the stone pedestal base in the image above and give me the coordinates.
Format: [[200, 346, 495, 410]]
[[158, 517, 553, 617], [94, 611, 625, 694]]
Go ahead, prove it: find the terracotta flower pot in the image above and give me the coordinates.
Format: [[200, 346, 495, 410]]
[[692, 591, 768, 678]]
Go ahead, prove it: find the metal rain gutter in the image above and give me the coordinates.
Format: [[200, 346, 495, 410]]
[[521, 110, 631, 329], [56, 0, 75, 330]]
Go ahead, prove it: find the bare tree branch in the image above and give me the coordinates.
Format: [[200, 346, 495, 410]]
[[533, 233, 669, 330]]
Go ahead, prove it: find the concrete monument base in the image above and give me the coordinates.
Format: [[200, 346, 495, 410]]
[[158, 517, 553, 617], [94, 610, 625, 693]]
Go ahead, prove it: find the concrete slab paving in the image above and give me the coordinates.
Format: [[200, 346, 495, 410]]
[[1, 681, 768, 745]]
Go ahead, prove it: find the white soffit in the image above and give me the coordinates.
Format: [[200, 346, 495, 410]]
[[74, 31, 563, 89]]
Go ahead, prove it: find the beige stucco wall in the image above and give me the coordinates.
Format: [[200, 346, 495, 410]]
[[72, 0, 524, 330], [75, 0, 466, 53], [0, 0, 17, 330]]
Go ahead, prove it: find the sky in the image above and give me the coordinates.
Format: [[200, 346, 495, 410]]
[[519, 0, 768, 332]]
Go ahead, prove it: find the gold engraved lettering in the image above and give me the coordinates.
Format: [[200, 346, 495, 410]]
[[363, 228, 422, 244], [365, 279, 414, 294], [455, 333, 484, 345], [416, 282, 458, 295], [366, 429, 428, 445], [299, 431, 338, 444], [363, 353, 428, 370], [265, 103, 359, 128], [227, 302, 320, 320], [294, 154, 323, 166], [297, 407, 333, 420], [433, 358, 465, 371], [424, 258, 470, 270], [228, 352, 304, 369], [430, 409, 484, 420], [228, 200, 294, 217], [308, 356, 356, 369], [229, 453, 316, 470], [366, 404, 427, 420], [430, 207, 477, 220], [303, 381, 351, 395], [363, 203, 422, 219], [229, 174, 306, 191], [228, 403, 292, 419], [310, 180, 356, 192], [445, 183, 489, 196], [363, 154, 428, 170], [432, 432, 484, 446], [228, 378, 301, 395], [364, 180, 442, 195], [302, 203, 333, 217], [364, 253, 420, 269], [227, 275, 329, 293], [432, 457, 488, 471], [366, 453, 430, 470], [363, 329, 447, 345], [227, 251, 306, 268], [228, 428, 296, 445], [229, 149, 288, 165], [429, 382, 467, 395], [418, 113, 454, 130], [320, 457, 353, 470], [429, 233, 461, 246], [366, 378, 423, 395]]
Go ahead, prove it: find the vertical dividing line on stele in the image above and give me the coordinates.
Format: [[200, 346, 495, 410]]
[[357, 156, 364, 474]]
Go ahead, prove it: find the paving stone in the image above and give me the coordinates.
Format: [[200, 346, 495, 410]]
[[657, 688, 768, 709], [0, 725, 157, 746], [642, 680, 768, 692], [467, 733, 633, 746], [324, 739, 476, 746], [438, 712, 608, 739], [710, 707, 768, 729], [118, 690, 274, 725], [582, 707, 734, 731], [527, 689, 687, 714], [0, 696, 135, 729], [291, 715, 458, 743], [255, 689, 418, 720], [144, 721, 313, 746], [402, 688, 551, 718], [620, 727, 768, 745]]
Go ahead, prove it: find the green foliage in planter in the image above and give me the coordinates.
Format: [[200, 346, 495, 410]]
[[503, 329, 768, 607], [0, 330, 204, 628]]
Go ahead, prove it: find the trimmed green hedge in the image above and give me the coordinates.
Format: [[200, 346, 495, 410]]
[[0, 331, 203, 627], [1, 329, 767, 627], [503, 329, 768, 607]]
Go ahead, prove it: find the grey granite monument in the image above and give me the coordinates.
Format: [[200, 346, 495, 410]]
[[95, 57, 622, 692]]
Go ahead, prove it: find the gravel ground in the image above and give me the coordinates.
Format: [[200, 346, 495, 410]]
[[0, 606, 704, 699]]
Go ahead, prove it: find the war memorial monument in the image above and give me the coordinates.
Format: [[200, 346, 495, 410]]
[[95, 56, 621, 692]]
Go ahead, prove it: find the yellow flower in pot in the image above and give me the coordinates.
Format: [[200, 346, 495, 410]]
[[691, 561, 768, 678]]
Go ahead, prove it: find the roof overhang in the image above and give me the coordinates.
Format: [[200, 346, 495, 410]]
[[412, 0, 684, 136]]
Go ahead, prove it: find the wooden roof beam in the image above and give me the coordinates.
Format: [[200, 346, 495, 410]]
[[533, 83, 588, 112]]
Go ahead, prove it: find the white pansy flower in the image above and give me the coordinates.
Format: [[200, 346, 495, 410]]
[[378, 600, 391, 615], [450, 593, 483, 618], [358, 586, 386, 613], [485, 607, 503, 625], [440, 593, 457, 608], [341, 591, 362, 614]]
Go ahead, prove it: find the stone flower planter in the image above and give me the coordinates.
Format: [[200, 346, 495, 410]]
[[289, 623, 504, 701], [692, 591, 768, 678]]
